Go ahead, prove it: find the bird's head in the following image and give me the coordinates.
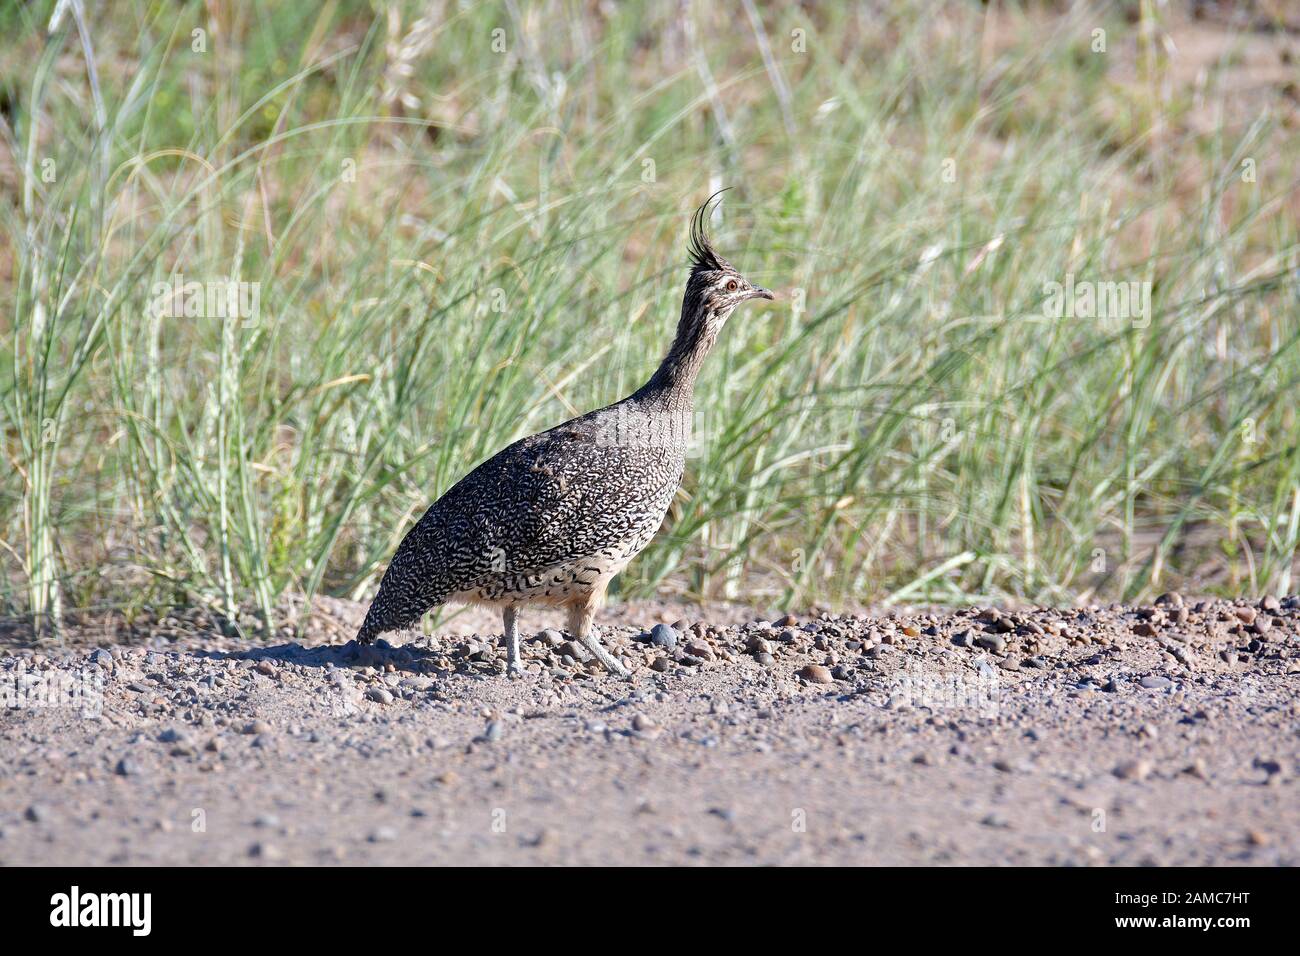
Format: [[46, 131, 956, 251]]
[[684, 192, 774, 324]]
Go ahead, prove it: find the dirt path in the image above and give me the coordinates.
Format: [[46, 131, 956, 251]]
[[1, 597, 1296, 865]]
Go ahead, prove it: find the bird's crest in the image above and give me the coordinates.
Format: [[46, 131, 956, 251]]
[[688, 188, 731, 275]]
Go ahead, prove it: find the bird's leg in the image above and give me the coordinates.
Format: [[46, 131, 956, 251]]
[[501, 605, 522, 677], [568, 598, 630, 679]]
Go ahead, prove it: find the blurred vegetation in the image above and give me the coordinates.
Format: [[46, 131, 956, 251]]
[[1, 0, 1298, 636]]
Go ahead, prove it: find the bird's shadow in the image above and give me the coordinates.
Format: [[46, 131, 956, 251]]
[[193, 637, 465, 677]]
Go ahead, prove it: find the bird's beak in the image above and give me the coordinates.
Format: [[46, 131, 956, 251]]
[[748, 286, 775, 301]]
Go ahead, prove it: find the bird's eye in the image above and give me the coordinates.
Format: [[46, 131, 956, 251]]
[[725, 280, 738, 292]]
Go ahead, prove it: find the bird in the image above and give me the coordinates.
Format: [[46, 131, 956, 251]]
[[354, 192, 773, 677]]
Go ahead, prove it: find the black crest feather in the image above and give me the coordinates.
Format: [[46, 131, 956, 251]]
[[688, 188, 730, 274]]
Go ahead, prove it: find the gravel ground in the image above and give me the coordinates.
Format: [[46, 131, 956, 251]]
[[2, 594, 1297, 865]]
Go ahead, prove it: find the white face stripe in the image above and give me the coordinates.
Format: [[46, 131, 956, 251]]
[[704, 272, 755, 311]]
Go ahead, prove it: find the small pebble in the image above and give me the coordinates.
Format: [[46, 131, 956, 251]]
[[558, 641, 590, 662], [1114, 759, 1153, 781], [798, 664, 834, 684], [115, 756, 140, 777], [248, 842, 281, 861], [684, 640, 715, 661], [648, 624, 678, 649]]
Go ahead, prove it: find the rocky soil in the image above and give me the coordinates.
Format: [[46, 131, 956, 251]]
[[1, 594, 1297, 865]]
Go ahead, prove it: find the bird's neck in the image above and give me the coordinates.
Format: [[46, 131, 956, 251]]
[[636, 303, 719, 411]]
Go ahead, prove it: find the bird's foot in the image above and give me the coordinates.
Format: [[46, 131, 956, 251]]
[[609, 659, 632, 681], [505, 660, 525, 679], [581, 637, 631, 680]]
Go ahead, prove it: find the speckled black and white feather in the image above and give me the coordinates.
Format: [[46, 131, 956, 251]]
[[356, 193, 772, 670]]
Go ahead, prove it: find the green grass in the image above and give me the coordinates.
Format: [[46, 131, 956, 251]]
[[2, 0, 1299, 637]]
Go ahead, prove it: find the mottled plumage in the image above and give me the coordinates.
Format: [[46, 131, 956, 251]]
[[356, 193, 772, 675]]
